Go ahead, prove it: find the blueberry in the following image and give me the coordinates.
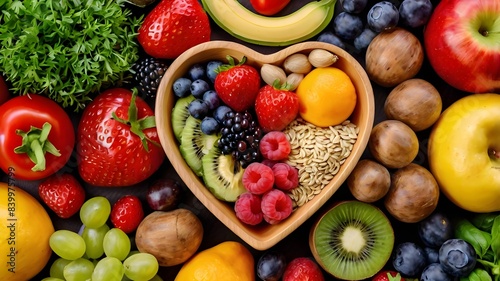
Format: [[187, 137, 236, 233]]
[[353, 27, 378, 50], [188, 99, 209, 119], [340, 0, 368, 13], [418, 212, 453, 248], [200, 117, 219, 135], [256, 251, 287, 281], [190, 79, 211, 99], [202, 90, 220, 111], [206, 60, 223, 83], [213, 105, 233, 124], [172, 77, 192, 98], [317, 31, 346, 49], [367, 1, 399, 32], [333, 12, 364, 40], [420, 263, 454, 281], [424, 247, 439, 264], [392, 242, 427, 277], [187, 63, 206, 81], [439, 239, 476, 277], [399, 0, 433, 28]]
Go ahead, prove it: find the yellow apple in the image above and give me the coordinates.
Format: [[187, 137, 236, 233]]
[[428, 93, 500, 212]]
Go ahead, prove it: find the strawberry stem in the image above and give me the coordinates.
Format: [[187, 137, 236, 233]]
[[111, 89, 159, 152], [14, 122, 61, 172], [215, 55, 247, 73]]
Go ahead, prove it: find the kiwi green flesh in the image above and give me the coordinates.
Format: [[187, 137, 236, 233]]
[[172, 95, 196, 143], [180, 116, 218, 177], [202, 146, 246, 202], [312, 201, 394, 280]]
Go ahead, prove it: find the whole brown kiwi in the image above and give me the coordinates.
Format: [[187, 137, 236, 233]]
[[368, 120, 419, 169], [347, 159, 391, 203], [365, 28, 424, 87], [384, 78, 442, 132], [384, 163, 440, 223]]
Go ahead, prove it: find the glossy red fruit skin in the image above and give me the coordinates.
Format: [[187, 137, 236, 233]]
[[110, 195, 144, 234], [137, 0, 211, 59], [250, 0, 291, 16], [146, 178, 182, 211], [255, 85, 299, 132], [423, 0, 500, 93], [214, 64, 261, 112], [38, 173, 86, 219], [282, 257, 325, 281], [77, 88, 165, 187]]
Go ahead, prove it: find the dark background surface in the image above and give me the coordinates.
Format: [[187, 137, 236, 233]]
[[0, 0, 473, 280]]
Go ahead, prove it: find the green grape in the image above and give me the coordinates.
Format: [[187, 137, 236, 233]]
[[92, 256, 124, 281], [49, 257, 71, 279], [103, 228, 131, 261], [82, 224, 110, 259], [41, 278, 65, 281], [49, 230, 86, 260], [123, 253, 159, 281], [80, 196, 111, 228], [63, 258, 94, 281]]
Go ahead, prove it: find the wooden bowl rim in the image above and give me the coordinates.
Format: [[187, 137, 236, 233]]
[[155, 40, 375, 250]]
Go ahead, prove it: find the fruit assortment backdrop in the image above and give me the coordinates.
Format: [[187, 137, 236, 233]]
[[0, 0, 499, 280]]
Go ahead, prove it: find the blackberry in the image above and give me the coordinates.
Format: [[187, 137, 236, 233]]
[[132, 57, 169, 99], [218, 110, 263, 168]]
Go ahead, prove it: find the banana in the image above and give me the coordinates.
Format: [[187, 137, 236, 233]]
[[201, 0, 337, 46]]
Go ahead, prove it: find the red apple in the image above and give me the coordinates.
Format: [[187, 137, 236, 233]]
[[0, 75, 10, 105], [423, 0, 500, 93]]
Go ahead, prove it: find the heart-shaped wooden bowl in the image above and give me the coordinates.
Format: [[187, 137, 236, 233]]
[[155, 40, 374, 250]]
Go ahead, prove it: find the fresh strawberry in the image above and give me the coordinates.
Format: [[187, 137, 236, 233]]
[[372, 270, 405, 281], [255, 84, 299, 132], [77, 88, 165, 187], [38, 173, 86, 219], [282, 257, 325, 281], [137, 0, 211, 59], [110, 195, 144, 234], [214, 56, 261, 112]]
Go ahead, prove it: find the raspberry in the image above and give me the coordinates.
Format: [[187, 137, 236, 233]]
[[261, 159, 278, 168], [242, 162, 275, 195], [272, 163, 299, 191], [261, 189, 293, 225], [259, 131, 291, 161], [234, 192, 263, 225]]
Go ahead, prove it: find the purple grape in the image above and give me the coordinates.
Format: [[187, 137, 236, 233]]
[[146, 178, 182, 211]]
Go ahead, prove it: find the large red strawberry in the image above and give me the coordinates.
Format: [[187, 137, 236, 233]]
[[77, 88, 165, 187], [255, 84, 299, 132], [38, 173, 86, 219], [214, 56, 261, 112], [110, 195, 144, 234], [137, 0, 211, 59]]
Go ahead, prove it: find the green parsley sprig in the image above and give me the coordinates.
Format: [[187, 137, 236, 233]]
[[0, 0, 143, 111]]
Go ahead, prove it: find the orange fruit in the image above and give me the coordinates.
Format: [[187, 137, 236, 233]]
[[296, 67, 357, 127], [0, 182, 54, 280], [174, 241, 255, 281]]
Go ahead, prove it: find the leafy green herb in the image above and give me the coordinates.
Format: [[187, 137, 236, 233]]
[[455, 218, 492, 259], [461, 268, 493, 281], [472, 213, 500, 233], [0, 0, 143, 111]]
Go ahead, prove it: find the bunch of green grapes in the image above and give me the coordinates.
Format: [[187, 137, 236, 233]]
[[42, 196, 161, 281]]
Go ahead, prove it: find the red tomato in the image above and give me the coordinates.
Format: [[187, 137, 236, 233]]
[[0, 75, 11, 105], [249, 0, 291, 15], [0, 94, 75, 181]]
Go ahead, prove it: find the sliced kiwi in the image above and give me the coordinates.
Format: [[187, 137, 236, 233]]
[[309, 201, 394, 280], [180, 115, 218, 177], [202, 146, 246, 202], [172, 95, 195, 143]]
